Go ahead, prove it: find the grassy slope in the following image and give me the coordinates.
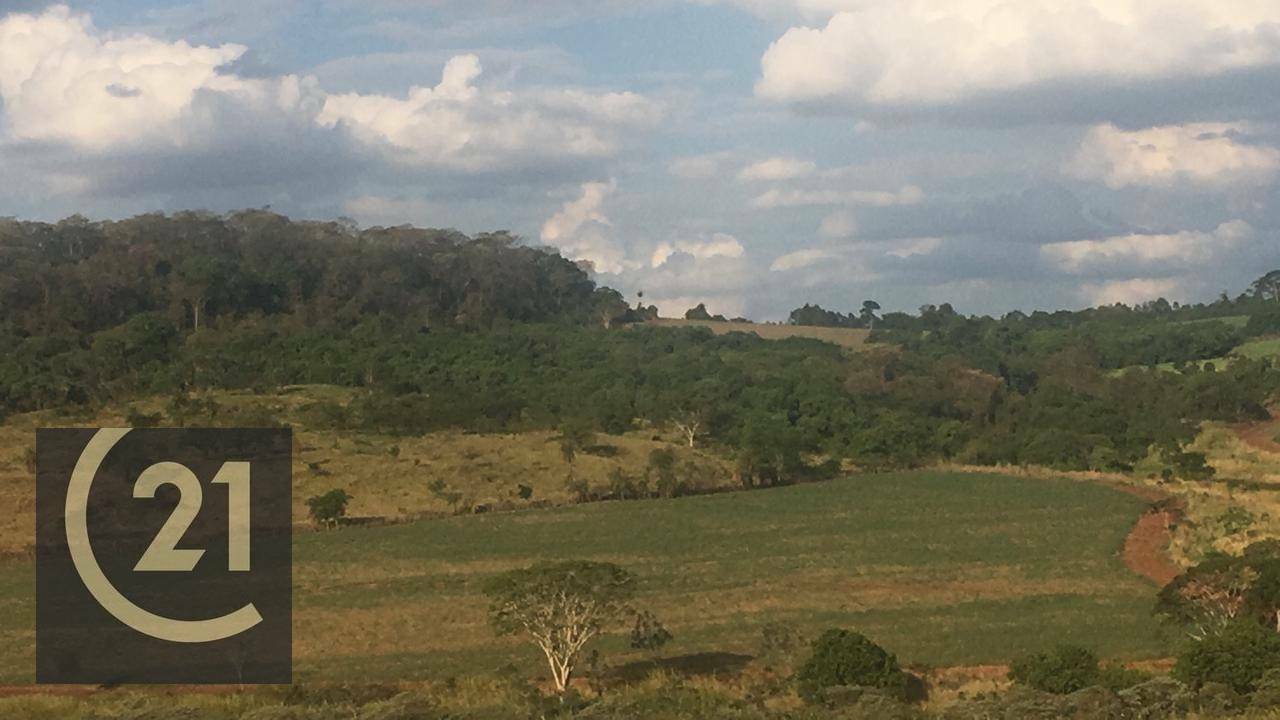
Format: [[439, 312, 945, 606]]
[[1149, 336, 1280, 372], [1154, 422, 1280, 565], [0, 470, 1168, 683], [0, 389, 732, 554]]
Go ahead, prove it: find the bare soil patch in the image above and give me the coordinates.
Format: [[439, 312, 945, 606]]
[[1235, 418, 1280, 455], [1122, 504, 1183, 587]]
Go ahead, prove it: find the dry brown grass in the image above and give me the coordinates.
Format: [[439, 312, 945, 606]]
[[647, 318, 871, 349], [0, 388, 734, 554]]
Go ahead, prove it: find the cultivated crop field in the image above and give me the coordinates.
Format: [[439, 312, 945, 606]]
[[0, 470, 1169, 683]]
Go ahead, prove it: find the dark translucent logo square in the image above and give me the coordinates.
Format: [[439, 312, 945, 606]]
[[36, 429, 292, 684]]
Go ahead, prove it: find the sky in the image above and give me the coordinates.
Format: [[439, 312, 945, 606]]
[[2, 1, 1280, 319]]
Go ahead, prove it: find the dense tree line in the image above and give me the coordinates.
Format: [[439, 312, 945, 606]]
[[0, 210, 626, 339], [2, 213, 1279, 476], [795, 287, 1280, 372]]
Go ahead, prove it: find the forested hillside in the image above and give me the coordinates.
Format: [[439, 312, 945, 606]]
[[2, 212, 1279, 479]]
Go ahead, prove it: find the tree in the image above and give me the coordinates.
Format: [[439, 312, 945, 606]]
[[1156, 556, 1258, 640], [859, 300, 881, 330], [646, 448, 681, 498], [796, 629, 908, 702], [556, 420, 595, 482], [671, 408, 705, 448], [629, 610, 672, 655], [483, 561, 637, 694], [305, 488, 352, 528], [1248, 559, 1280, 632], [684, 303, 713, 321], [1174, 620, 1280, 694], [1009, 645, 1100, 694], [1252, 270, 1280, 303]]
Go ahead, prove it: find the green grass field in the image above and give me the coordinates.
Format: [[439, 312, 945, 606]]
[[0, 470, 1171, 684], [1146, 336, 1280, 373]]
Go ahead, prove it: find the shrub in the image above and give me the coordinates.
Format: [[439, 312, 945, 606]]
[[1116, 677, 1192, 720], [647, 448, 683, 498], [1174, 620, 1280, 694], [1251, 668, 1280, 710], [306, 489, 352, 528], [607, 468, 648, 500], [796, 629, 908, 703], [125, 406, 163, 428], [1008, 645, 1100, 695], [629, 610, 672, 653], [1096, 663, 1152, 692]]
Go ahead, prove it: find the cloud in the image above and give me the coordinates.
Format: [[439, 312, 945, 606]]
[[535, 178, 755, 316], [818, 209, 856, 238], [1080, 278, 1182, 306], [650, 233, 744, 266], [751, 185, 923, 209], [755, 1, 1280, 109], [0, 5, 251, 149], [540, 180, 629, 274], [668, 151, 734, 179], [1067, 122, 1280, 189], [737, 156, 816, 182], [769, 247, 835, 272], [624, 240, 754, 318], [0, 5, 368, 207], [0, 5, 659, 215], [1042, 220, 1256, 277], [845, 184, 1128, 245], [317, 55, 662, 173], [341, 195, 447, 227]]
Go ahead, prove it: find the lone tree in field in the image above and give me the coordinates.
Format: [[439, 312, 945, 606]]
[[305, 488, 352, 529], [859, 300, 881, 329], [483, 561, 637, 694], [556, 420, 595, 482], [671, 408, 705, 448]]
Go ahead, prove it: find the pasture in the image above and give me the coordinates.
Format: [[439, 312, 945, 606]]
[[0, 470, 1169, 683], [0, 392, 733, 555], [1150, 336, 1280, 372]]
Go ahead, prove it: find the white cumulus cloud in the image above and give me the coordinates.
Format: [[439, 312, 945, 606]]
[[1042, 220, 1255, 276], [650, 233, 745, 267], [1067, 122, 1280, 189], [318, 54, 661, 172], [0, 5, 300, 149], [540, 180, 629, 274], [755, 1, 1280, 107]]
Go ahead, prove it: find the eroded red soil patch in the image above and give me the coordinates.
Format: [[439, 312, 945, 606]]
[[1122, 504, 1182, 587], [1235, 419, 1280, 455]]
